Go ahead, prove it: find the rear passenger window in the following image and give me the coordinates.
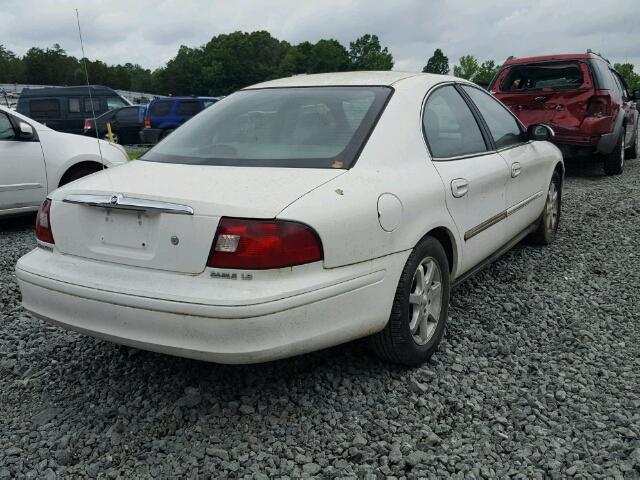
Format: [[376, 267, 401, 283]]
[[29, 99, 61, 118], [176, 101, 201, 116], [462, 86, 523, 150], [589, 60, 616, 90], [84, 97, 101, 113], [68, 98, 81, 113], [423, 85, 487, 159], [115, 107, 139, 122], [150, 101, 172, 117], [611, 71, 628, 97]]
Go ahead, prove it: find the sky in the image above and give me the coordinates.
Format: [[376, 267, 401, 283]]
[[0, 0, 638, 72]]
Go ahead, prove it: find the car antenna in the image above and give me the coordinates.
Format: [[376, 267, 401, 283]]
[[75, 8, 104, 170]]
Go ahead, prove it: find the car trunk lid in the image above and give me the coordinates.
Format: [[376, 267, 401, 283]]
[[48, 161, 344, 274]]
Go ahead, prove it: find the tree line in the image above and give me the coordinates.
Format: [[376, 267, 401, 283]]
[[1, 34, 638, 95], [0, 32, 393, 96]]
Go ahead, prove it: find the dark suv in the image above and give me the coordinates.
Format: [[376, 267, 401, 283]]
[[140, 96, 220, 144], [491, 53, 639, 175]]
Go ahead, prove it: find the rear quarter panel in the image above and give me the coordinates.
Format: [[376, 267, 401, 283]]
[[278, 76, 462, 272]]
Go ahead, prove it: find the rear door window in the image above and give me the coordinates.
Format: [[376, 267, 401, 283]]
[[150, 101, 173, 117], [176, 100, 202, 116], [462, 85, 524, 150], [116, 107, 140, 123], [68, 97, 81, 113], [0, 112, 16, 140], [501, 63, 584, 91], [423, 85, 488, 158], [29, 99, 61, 118]]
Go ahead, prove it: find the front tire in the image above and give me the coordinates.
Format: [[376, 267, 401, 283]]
[[370, 236, 450, 366], [625, 127, 638, 160], [529, 171, 561, 245], [603, 130, 625, 175]]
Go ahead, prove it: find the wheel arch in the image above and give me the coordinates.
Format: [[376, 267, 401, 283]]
[[423, 226, 457, 276], [58, 160, 104, 187]]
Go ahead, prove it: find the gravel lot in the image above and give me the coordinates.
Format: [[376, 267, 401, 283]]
[[1, 158, 639, 479]]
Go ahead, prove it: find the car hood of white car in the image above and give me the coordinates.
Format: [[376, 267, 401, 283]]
[[51, 159, 346, 218]]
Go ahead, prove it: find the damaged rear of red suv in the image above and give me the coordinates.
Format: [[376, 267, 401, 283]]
[[490, 53, 639, 175]]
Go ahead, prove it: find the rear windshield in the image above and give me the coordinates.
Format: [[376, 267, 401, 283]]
[[501, 62, 584, 92], [142, 86, 392, 169]]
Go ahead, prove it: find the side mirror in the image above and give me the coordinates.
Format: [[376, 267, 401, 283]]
[[527, 124, 554, 142], [18, 122, 34, 140]]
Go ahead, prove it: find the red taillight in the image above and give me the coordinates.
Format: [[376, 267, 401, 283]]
[[144, 118, 151, 128], [83, 118, 93, 131], [207, 218, 323, 270], [35, 199, 54, 244], [587, 93, 610, 117]]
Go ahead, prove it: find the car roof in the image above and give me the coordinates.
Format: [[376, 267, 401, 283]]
[[503, 53, 604, 66], [19, 85, 119, 96], [245, 71, 446, 89], [152, 96, 220, 101]]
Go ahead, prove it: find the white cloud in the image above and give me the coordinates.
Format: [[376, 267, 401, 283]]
[[0, 0, 638, 71]]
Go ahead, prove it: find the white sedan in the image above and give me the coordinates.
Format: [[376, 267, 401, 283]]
[[16, 72, 563, 366], [0, 105, 128, 217]]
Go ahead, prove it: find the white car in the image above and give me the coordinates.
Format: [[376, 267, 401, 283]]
[[0, 105, 128, 217], [16, 72, 563, 366]]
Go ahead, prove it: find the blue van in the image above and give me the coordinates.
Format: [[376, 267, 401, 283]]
[[140, 96, 220, 144]]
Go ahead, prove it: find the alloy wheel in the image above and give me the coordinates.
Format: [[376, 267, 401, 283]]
[[545, 180, 559, 232], [408, 257, 443, 345]]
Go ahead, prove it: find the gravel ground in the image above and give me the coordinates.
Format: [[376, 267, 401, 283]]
[[1, 158, 639, 479]]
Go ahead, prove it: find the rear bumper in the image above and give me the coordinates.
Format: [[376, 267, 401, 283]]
[[139, 128, 163, 144], [16, 248, 407, 364]]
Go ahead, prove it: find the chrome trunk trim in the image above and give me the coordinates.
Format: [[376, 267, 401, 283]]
[[63, 194, 194, 215]]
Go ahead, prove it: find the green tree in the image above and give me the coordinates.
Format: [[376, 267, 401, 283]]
[[474, 60, 501, 87], [613, 63, 640, 92], [0, 45, 24, 83], [23, 44, 78, 85], [423, 48, 449, 75], [348, 34, 393, 70], [307, 39, 350, 74], [453, 55, 479, 80]]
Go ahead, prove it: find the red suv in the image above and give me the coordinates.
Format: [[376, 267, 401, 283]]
[[490, 53, 639, 175]]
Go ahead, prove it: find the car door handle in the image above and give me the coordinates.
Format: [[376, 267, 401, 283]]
[[451, 178, 469, 198], [511, 162, 522, 178]]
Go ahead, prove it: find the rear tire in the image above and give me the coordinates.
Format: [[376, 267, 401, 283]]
[[370, 236, 450, 366], [529, 171, 561, 245], [625, 127, 638, 160], [603, 130, 625, 175]]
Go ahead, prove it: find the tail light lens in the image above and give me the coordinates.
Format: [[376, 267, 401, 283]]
[[144, 118, 151, 128], [587, 94, 610, 117], [35, 199, 54, 244], [83, 118, 93, 131], [207, 218, 323, 270]]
